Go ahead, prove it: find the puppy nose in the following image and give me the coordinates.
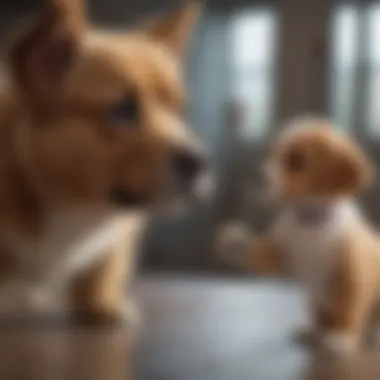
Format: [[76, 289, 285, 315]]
[[173, 148, 207, 180]]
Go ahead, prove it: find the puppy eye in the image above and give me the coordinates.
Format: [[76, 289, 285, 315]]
[[284, 151, 305, 172], [108, 97, 139, 125]]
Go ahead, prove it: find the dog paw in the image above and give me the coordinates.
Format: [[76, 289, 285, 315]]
[[322, 332, 358, 355], [73, 300, 139, 327], [215, 222, 250, 267], [122, 299, 140, 328]]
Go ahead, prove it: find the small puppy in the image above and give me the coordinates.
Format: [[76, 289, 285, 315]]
[[0, 0, 209, 323], [217, 117, 380, 354]]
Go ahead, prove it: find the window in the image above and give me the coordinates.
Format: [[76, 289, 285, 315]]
[[330, 3, 380, 137], [230, 9, 276, 140], [365, 4, 380, 135], [330, 5, 359, 130]]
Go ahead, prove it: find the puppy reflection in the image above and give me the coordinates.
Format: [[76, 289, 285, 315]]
[[218, 117, 380, 355]]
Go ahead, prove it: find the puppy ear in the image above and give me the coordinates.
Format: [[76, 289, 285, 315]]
[[331, 142, 374, 194], [142, 2, 201, 57], [7, 0, 85, 117]]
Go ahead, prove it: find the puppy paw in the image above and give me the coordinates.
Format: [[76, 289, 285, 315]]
[[322, 332, 358, 355], [215, 222, 251, 268]]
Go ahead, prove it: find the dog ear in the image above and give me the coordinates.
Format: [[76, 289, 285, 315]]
[[142, 2, 201, 57], [7, 0, 86, 118], [330, 141, 374, 194]]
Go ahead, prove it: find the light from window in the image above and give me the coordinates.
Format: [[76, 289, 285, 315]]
[[366, 4, 380, 135], [330, 5, 359, 130], [230, 10, 276, 140]]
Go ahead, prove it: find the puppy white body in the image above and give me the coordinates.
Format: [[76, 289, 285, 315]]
[[217, 118, 380, 354], [273, 200, 358, 309]]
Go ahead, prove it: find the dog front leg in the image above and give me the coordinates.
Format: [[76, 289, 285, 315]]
[[70, 241, 138, 326]]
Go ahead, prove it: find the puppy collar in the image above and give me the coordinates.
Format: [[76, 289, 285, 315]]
[[293, 200, 335, 225]]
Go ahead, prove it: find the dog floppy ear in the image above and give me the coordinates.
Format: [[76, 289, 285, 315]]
[[142, 2, 201, 57], [329, 140, 374, 195], [7, 0, 86, 118]]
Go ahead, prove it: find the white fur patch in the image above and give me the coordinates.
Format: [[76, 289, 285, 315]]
[[273, 200, 358, 309], [0, 208, 146, 315]]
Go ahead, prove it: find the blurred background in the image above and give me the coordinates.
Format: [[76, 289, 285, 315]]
[[2, 2, 380, 380], [1, 0, 378, 274]]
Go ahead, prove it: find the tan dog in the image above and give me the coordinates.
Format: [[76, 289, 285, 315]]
[[0, 0, 210, 324], [217, 117, 380, 354]]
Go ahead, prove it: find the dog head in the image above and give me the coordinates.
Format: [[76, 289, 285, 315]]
[[6, 0, 210, 212], [259, 117, 373, 203]]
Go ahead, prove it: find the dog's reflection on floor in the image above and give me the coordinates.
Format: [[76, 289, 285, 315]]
[[302, 349, 380, 380], [0, 327, 132, 380]]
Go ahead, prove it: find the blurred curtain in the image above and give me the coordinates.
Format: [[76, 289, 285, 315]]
[[329, 0, 380, 223], [330, 0, 380, 138]]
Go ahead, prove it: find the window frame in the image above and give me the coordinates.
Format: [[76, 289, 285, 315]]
[[228, 6, 278, 143]]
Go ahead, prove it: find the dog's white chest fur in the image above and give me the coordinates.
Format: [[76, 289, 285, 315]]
[[12, 207, 121, 279], [0, 207, 144, 314], [274, 200, 357, 307]]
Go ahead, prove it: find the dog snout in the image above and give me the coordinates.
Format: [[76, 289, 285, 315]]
[[169, 144, 213, 203], [172, 147, 207, 182]]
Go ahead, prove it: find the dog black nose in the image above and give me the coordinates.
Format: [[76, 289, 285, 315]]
[[173, 148, 207, 181]]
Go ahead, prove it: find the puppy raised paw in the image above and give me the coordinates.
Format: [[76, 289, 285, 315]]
[[215, 222, 251, 268]]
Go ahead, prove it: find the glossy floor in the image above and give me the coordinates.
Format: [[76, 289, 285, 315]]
[[1, 276, 380, 380]]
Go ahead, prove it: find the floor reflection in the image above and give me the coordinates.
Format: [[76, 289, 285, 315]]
[[0, 327, 132, 380], [303, 350, 380, 380], [1, 277, 380, 380]]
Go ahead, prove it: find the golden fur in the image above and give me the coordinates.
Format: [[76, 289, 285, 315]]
[[0, 0, 205, 323], [217, 117, 380, 354]]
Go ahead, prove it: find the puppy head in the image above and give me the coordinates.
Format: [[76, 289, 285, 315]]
[[261, 117, 373, 202], [6, 0, 209, 211]]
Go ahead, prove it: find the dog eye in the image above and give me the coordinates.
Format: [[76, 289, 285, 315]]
[[108, 97, 139, 125], [284, 150, 305, 172]]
